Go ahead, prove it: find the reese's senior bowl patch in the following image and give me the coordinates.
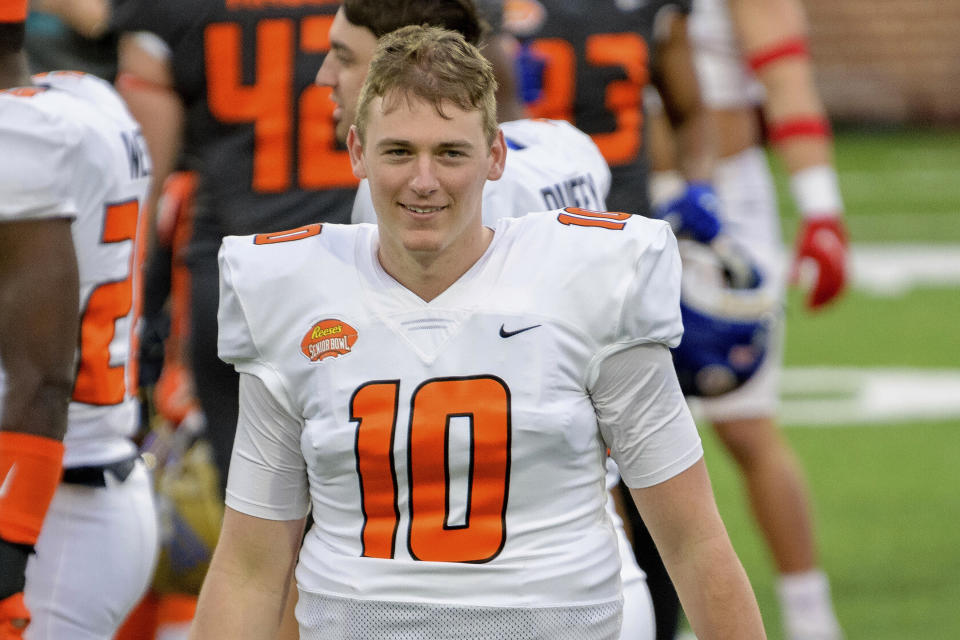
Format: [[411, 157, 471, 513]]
[[300, 319, 358, 362]]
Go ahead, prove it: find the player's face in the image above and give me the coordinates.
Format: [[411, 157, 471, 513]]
[[314, 8, 377, 144], [348, 93, 505, 265]]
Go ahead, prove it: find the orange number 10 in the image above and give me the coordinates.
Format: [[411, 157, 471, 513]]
[[351, 376, 511, 563]]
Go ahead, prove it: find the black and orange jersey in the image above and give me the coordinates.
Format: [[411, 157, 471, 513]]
[[111, 0, 356, 257], [507, 0, 691, 215]]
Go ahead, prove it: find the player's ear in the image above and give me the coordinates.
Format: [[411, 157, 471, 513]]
[[486, 128, 506, 182], [347, 124, 367, 180]]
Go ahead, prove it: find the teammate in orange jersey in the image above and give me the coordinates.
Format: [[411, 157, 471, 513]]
[[189, 25, 765, 640], [1, 3, 158, 638], [643, 0, 848, 638], [108, 0, 355, 495]]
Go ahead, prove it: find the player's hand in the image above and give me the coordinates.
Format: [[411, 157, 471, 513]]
[[792, 216, 849, 309], [652, 182, 722, 244], [0, 593, 30, 639]]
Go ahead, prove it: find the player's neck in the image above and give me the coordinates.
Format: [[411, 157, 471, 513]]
[[0, 52, 32, 90], [377, 226, 494, 302]]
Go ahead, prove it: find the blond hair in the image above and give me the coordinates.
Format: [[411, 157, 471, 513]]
[[354, 25, 498, 145]]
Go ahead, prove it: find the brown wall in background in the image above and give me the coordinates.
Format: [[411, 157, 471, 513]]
[[805, 0, 960, 125]]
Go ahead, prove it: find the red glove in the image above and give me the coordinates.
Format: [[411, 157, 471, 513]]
[[792, 216, 849, 309], [0, 593, 29, 639]]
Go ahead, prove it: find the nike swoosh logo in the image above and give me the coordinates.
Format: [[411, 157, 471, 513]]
[[0, 463, 16, 499], [499, 324, 541, 338]]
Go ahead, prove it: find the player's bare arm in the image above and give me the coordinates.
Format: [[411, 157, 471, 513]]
[[729, 0, 849, 309], [652, 11, 715, 184], [631, 460, 767, 639], [116, 32, 185, 235], [189, 508, 305, 640], [0, 218, 78, 635], [0, 219, 79, 440]]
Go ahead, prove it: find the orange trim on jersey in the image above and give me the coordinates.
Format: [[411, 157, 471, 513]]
[[0, 432, 65, 546], [0, 86, 46, 97], [746, 37, 809, 73], [557, 207, 630, 231], [767, 117, 832, 144], [253, 224, 322, 244], [157, 594, 198, 625], [0, 0, 28, 23]]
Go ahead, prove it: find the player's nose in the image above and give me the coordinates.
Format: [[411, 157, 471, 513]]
[[409, 156, 440, 195], [314, 56, 335, 87]]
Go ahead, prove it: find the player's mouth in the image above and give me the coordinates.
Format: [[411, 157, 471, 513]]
[[401, 203, 446, 216], [329, 94, 343, 121]]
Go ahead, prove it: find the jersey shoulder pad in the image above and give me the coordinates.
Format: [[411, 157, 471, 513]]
[[36, 71, 136, 127], [0, 94, 86, 222], [217, 223, 367, 366], [503, 210, 684, 349]]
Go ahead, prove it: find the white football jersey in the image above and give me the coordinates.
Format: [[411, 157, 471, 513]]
[[352, 118, 612, 225], [218, 211, 701, 635], [0, 72, 151, 467]]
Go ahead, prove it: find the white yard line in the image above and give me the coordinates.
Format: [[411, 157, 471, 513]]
[[849, 243, 960, 295], [778, 367, 960, 426]]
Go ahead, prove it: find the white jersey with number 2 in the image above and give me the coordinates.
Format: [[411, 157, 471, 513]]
[[0, 71, 151, 467]]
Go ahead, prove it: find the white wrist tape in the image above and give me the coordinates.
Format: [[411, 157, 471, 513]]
[[789, 165, 843, 218], [649, 170, 686, 209]]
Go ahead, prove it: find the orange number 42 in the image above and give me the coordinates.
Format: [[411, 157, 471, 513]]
[[205, 16, 357, 193]]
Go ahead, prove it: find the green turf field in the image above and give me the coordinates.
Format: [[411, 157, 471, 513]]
[[694, 127, 960, 639], [773, 127, 960, 243]]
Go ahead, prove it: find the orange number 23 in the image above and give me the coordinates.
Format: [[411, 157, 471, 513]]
[[528, 33, 649, 167], [351, 376, 511, 564]]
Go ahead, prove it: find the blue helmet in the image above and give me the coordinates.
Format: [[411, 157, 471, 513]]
[[671, 239, 779, 397]]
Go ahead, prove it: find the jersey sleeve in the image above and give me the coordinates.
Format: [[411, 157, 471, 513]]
[[217, 238, 299, 416], [217, 240, 258, 367], [0, 102, 82, 222], [225, 373, 310, 520], [592, 343, 702, 489], [617, 220, 684, 348]]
